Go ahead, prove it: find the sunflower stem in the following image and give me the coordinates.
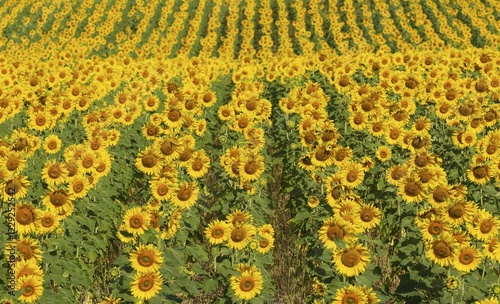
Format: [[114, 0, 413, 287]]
[[480, 184, 483, 208], [482, 258, 488, 279]]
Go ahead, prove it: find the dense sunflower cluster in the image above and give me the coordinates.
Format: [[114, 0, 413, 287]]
[[277, 49, 500, 301], [205, 210, 274, 300], [2, 237, 44, 303], [279, 81, 382, 281], [0, 0, 500, 302], [218, 74, 271, 192]]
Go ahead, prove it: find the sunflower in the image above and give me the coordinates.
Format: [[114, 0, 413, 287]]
[[348, 111, 369, 130], [160, 208, 183, 240], [227, 223, 256, 250], [244, 127, 266, 151], [467, 209, 500, 242], [130, 271, 163, 300], [319, 217, 356, 250], [78, 149, 98, 173], [483, 237, 500, 262], [15, 203, 41, 235], [12, 237, 43, 263], [312, 277, 328, 296], [204, 220, 231, 245], [367, 121, 387, 138], [98, 295, 123, 304], [258, 224, 274, 236], [307, 196, 320, 208], [135, 146, 164, 176], [148, 177, 172, 202], [42, 188, 74, 219], [28, 111, 54, 131], [238, 153, 265, 181], [16, 274, 43, 303], [475, 297, 500, 304], [230, 270, 263, 300], [2, 175, 30, 202], [425, 233, 457, 267], [311, 145, 334, 167], [360, 285, 380, 304], [41, 159, 69, 186], [417, 216, 451, 241], [15, 259, 43, 279], [170, 181, 199, 209], [187, 150, 210, 178], [333, 244, 371, 277], [226, 209, 253, 226], [255, 233, 274, 254], [339, 161, 365, 189], [67, 174, 90, 199], [453, 245, 482, 273], [427, 183, 453, 208], [332, 285, 368, 304], [468, 164, 492, 185], [385, 125, 404, 145], [412, 116, 432, 132], [154, 137, 180, 163], [143, 95, 160, 112], [230, 113, 254, 133], [446, 200, 476, 226], [375, 146, 392, 162], [297, 155, 316, 172], [357, 203, 381, 231], [386, 164, 408, 186], [130, 244, 164, 273], [36, 209, 60, 235], [163, 107, 184, 129], [93, 152, 113, 178], [218, 104, 234, 121], [332, 146, 353, 166], [331, 196, 361, 215], [2, 151, 26, 175], [123, 207, 151, 237], [398, 176, 426, 203], [325, 174, 350, 206], [116, 223, 138, 244]]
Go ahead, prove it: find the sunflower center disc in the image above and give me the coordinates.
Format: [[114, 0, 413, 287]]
[[346, 171, 357, 183], [23, 285, 35, 296], [139, 255, 153, 267], [327, 226, 344, 240], [51, 192, 67, 206], [449, 204, 465, 219], [459, 252, 473, 265], [404, 183, 420, 197], [433, 241, 451, 258], [212, 228, 223, 238], [361, 210, 374, 222], [473, 167, 487, 178], [130, 216, 143, 228], [341, 249, 361, 267], [240, 278, 255, 292], [139, 278, 154, 291], [42, 217, 54, 227], [231, 228, 245, 242], [480, 221, 492, 234]]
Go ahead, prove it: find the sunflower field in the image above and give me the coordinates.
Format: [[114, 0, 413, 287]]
[[1, 0, 500, 303]]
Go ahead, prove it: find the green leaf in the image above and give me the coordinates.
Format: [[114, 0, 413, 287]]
[[186, 245, 209, 262], [165, 247, 185, 266], [203, 278, 219, 293], [86, 250, 98, 262]]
